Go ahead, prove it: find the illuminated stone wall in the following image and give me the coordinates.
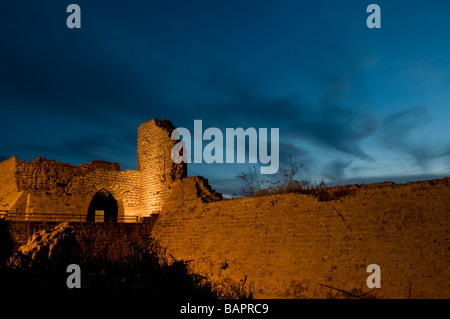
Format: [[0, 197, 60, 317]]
[[0, 156, 20, 213], [137, 119, 187, 215], [0, 156, 18, 197], [152, 177, 450, 299], [0, 119, 194, 221], [10, 158, 141, 220]]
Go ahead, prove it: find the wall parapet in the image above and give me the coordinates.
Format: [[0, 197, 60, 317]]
[[152, 177, 450, 299]]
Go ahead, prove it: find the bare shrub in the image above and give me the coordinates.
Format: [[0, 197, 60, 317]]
[[236, 159, 355, 201]]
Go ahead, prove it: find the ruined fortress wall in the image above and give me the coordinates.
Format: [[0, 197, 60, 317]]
[[0, 119, 188, 219], [0, 156, 18, 201], [137, 119, 187, 215], [14, 158, 142, 219], [152, 178, 450, 299]]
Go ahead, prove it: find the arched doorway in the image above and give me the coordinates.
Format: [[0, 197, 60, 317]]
[[87, 189, 118, 222]]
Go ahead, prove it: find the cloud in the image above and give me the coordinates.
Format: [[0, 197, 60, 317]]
[[182, 58, 380, 163], [381, 106, 431, 148], [208, 176, 243, 197], [287, 104, 378, 160], [322, 159, 353, 183], [288, 59, 380, 159], [0, 2, 381, 168], [4, 1, 447, 190], [63, 131, 137, 168], [10, 131, 137, 170], [278, 142, 308, 163], [379, 106, 450, 168], [0, 2, 182, 130]]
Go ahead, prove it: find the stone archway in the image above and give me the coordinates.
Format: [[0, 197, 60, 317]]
[[86, 189, 118, 222]]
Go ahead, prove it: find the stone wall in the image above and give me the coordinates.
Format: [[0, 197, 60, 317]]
[[0, 119, 193, 220], [137, 119, 187, 214], [0, 156, 19, 207], [152, 177, 450, 299], [13, 157, 142, 220]]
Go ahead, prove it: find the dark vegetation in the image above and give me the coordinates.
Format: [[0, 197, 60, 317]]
[[0, 218, 252, 303], [237, 158, 356, 201], [0, 217, 14, 268]]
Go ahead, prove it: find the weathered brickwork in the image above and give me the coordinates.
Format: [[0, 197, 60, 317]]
[[0, 119, 211, 221], [137, 119, 187, 214], [0, 156, 19, 206], [152, 178, 450, 299]]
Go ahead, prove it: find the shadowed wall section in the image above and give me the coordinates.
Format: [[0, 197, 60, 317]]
[[9, 221, 156, 260], [87, 189, 118, 222], [152, 178, 450, 299]]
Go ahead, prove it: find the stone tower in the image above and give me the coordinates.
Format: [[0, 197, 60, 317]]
[[137, 119, 187, 215]]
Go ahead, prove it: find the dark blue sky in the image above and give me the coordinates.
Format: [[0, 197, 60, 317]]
[[1, 1, 449, 195]]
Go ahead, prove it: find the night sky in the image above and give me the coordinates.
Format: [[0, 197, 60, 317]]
[[1, 1, 449, 195]]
